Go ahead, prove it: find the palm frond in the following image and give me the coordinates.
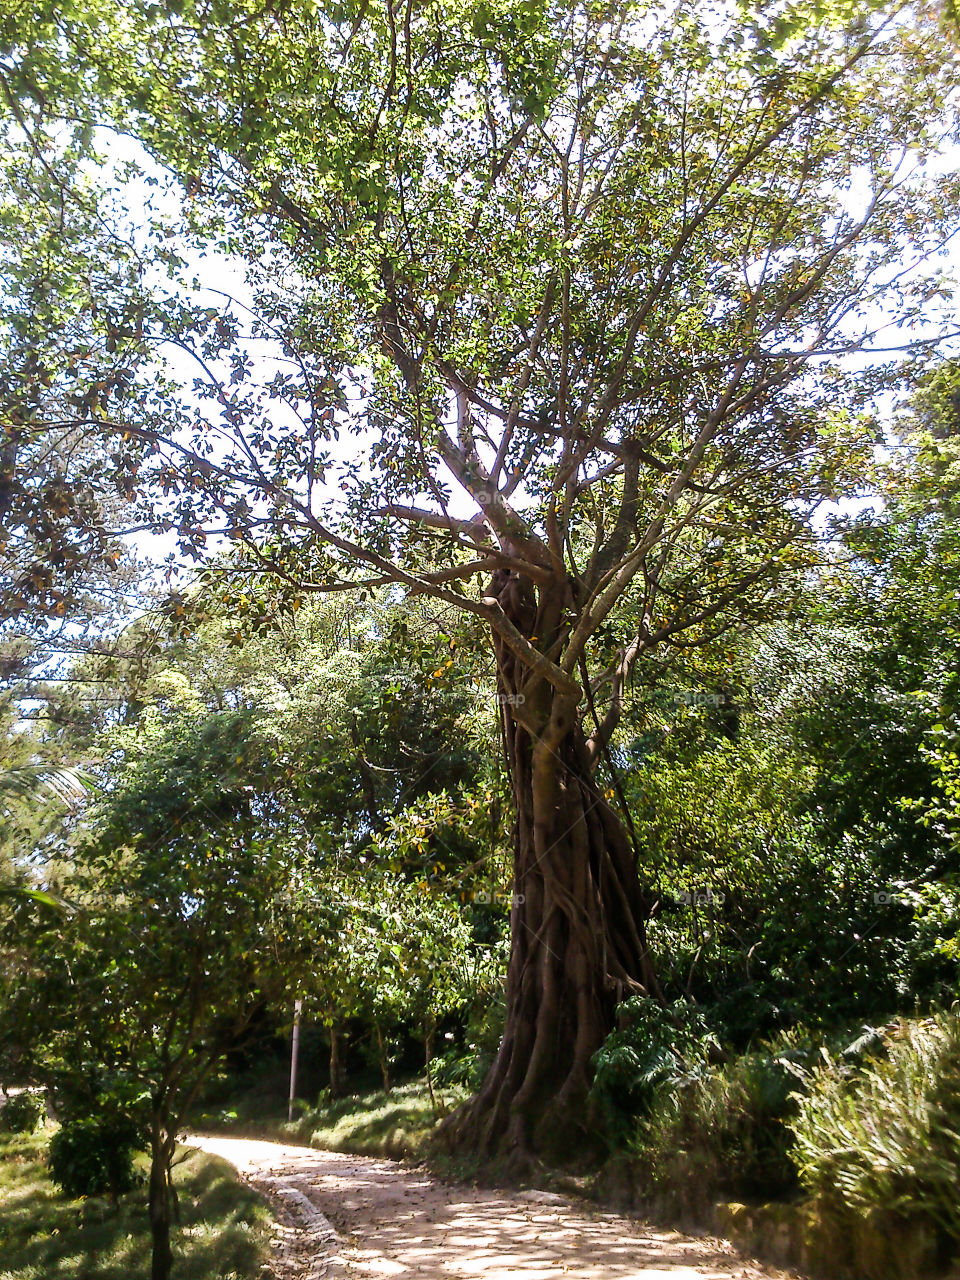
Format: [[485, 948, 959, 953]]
[[0, 765, 95, 810]]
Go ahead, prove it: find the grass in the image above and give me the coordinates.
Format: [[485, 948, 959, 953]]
[[307, 1081, 468, 1159], [0, 1129, 272, 1280], [197, 1077, 467, 1161]]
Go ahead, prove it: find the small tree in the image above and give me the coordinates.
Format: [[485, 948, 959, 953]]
[[0, 711, 321, 1280], [365, 873, 479, 1114]]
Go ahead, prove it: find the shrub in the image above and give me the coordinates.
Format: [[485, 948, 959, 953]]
[[589, 997, 719, 1148], [432, 1045, 494, 1090], [48, 1113, 141, 1199], [790, 1013, 960, 1244], [1, 1089, 45, 1133], [636, 1034, 810, 1212]]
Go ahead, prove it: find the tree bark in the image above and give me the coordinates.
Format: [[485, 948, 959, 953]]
[[328, 1022, 345, 1099], [423, 1018, 440, 1115], [374, 1022, 391, 1094], [446, 570, 658, 1167], [149, 1121, 173, 1280]]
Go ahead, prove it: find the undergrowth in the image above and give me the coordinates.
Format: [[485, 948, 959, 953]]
[[791, 1012, 960, 1250], [0, 1130, 271, 1280]]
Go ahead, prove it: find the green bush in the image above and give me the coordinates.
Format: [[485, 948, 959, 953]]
[[636, 1034, 809, 1211], [1, 1089, 45, 1133], [48, 1113, 141, 1199], [589, 997, 719, 1148], [791, 1013, 960, 1243], [432, 1045, 494, 1090]]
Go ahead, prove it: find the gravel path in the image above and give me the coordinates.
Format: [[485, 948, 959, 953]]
[[189, 1134, 799, 1280]]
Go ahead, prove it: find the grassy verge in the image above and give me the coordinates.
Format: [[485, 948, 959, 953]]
[[0, 1129, 272, 1280], [306, 1082, 467, 1159], [197, 1079, 467, 1161]]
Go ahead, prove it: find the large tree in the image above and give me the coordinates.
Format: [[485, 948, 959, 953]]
[[4, 0, 960, 1160]]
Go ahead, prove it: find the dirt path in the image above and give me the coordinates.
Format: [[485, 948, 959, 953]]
[[190, 1134, 799, 1280]]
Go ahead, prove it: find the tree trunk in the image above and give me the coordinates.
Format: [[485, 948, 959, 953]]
[[149, 1123, 173, 1280], [328, 1022, 345, 1099], [446, 571, 658, 1167], [374, 1022, 391, 1094], [424, 1018, 445, 1116]]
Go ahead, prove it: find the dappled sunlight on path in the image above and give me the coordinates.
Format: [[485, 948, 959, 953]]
[[189, 1135, 797, 1280]]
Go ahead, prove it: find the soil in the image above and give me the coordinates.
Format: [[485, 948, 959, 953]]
[[189, 1134, 801, 1280]]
